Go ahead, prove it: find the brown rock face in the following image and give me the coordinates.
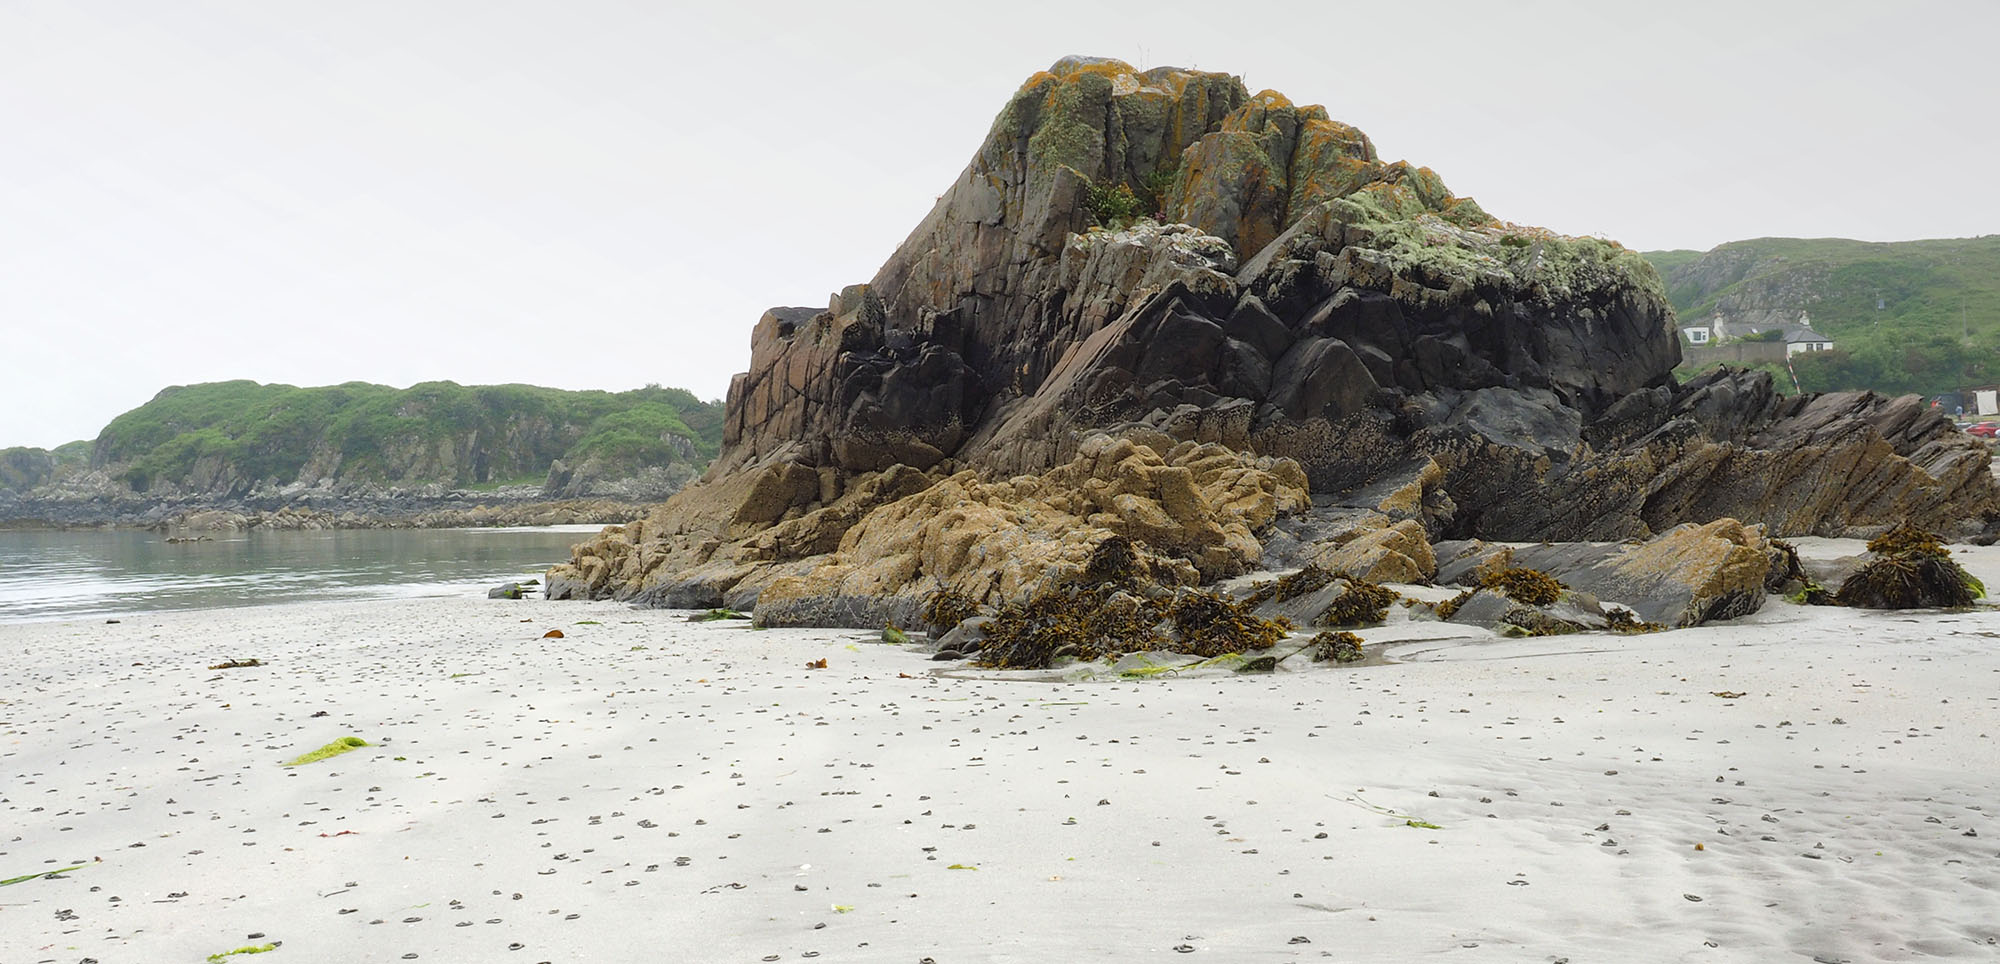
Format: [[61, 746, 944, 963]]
[[1437, 519, 1773, 628]]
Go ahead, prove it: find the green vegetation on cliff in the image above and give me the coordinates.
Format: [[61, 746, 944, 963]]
[[89, 380, 723, 493], [1646, 236, 2000, 397], [0, 441, 89, 490]]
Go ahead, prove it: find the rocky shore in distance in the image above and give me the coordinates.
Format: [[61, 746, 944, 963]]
[[0, 379, 720, 531], [0, 480, 654, 531]]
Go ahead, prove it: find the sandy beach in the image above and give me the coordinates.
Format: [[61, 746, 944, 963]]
[[6, 548, 2000, 963]]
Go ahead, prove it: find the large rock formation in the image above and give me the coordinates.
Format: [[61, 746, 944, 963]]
[[552, 57, 2000, 621]]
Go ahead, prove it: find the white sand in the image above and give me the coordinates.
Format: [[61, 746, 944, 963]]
[[6, 554, 2000, 962]]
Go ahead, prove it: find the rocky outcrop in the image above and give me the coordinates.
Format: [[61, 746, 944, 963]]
[[550, 57, 2000, 626], [550, 433, 1307, 621], [1436, 518, 1775, 628]]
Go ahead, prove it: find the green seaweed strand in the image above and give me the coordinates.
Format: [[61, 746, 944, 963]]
[[281, 736, 369, 767], [207, 943, 277, 962]]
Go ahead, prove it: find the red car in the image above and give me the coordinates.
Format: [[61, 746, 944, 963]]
[[1967, 422, 1999, 438]]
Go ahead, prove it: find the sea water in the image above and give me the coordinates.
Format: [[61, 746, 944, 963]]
[[0, 526, 601, 623]]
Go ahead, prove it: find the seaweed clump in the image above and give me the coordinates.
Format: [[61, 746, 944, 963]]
[[973, 536, 1290, 670], [1435, 590, 1473, 621], [1243, 564, 1337, 607], [1081, 534, 1146, 586], [1480, 567, 1565, 607], [1170, 590, 1290, 656], [921, 589, 981, 633], [281, 736, 369, 768], [1604, 607, 1666, 634], [1834, 523, 1983, 609], [1316, 576, 1400, 627], [974, 581, 1166, 669], [1309, 631, 1365, 663]]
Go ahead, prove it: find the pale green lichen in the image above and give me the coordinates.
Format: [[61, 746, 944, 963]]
[[1026, 72, 1111, 176], [282, 736, 368, 767], [1312, 188, 1665, 304]]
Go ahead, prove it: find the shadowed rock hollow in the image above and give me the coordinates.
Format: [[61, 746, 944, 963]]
[[551, 57, 2000, 622]]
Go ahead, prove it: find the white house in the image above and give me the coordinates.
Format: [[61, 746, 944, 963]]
[[1681, 322, 1712, 345], [1783, 312, 1834, 356]]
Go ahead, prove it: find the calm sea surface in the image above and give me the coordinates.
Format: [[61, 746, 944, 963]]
[[0, 526, 602, 624]]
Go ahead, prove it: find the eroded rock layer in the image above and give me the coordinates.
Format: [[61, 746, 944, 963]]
[[553, 57, 1999, 623]]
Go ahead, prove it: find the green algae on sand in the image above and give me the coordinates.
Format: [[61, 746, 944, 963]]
[[282, 736, 369, 767], [207, 944, 277, 962], [1, 863, 88, 886]]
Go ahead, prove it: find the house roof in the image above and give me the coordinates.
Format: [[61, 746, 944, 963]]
[[1784, 324, 1832, 343]]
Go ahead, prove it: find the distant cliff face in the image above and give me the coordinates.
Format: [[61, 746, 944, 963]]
[[15, 380, 723, 501], [720, 56, 1679, 485]]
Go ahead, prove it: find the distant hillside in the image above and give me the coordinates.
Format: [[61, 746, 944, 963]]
[[0, 440, 90, 491], [6, 380, 725, 499], [1644, 236, 2000, 396]]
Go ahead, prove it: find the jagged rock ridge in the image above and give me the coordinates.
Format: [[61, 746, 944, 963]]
[[552, 57, 1999, 618]]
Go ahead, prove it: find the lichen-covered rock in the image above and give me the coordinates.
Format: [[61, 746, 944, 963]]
[[1311, 518, 1435, 584], [1440, 519, 1772, 627], [550, 433, 1308, 626], [748, 435, 1309, 624]]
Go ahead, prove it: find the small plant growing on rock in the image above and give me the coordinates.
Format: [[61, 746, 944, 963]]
[[1480, 567, 1565, 607], [1085, 181, 1144, 227], [1834, 523, 1982, 609], [1310, 631, 1365, 663], [1316, 576, 1400, 627], [1140, 159, 1179, 215]]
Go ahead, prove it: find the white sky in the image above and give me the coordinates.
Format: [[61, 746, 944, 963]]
[[3, 0, 1995, 449]]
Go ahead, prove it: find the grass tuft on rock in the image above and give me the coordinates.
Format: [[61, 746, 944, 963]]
[[282, 736, 369, 767]]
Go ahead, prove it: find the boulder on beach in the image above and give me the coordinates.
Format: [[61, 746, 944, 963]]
[[1436, 518, 1773, 628]]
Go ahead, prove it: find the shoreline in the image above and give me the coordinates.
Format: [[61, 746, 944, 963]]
[[0, 497, 648, 533], [6, 571, 2000, 961]]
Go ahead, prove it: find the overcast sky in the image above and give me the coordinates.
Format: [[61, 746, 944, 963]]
[[3, 0, 1995, 448]]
